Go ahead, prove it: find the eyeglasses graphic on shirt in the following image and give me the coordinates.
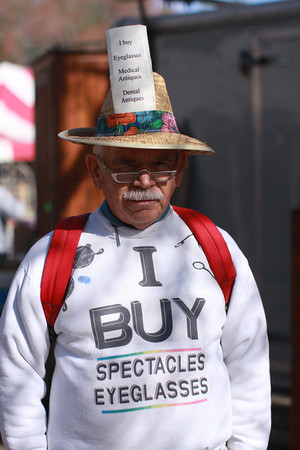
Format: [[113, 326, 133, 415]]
[[98, 159, 178, 183]]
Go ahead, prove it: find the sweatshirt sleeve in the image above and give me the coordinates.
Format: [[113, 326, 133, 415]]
[[220, 230, 271, 449], [0, 247, 50, 449]]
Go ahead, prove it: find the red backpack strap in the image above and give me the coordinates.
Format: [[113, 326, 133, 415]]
[[41, 213, 90, 327], [173, 205, 236, 308]]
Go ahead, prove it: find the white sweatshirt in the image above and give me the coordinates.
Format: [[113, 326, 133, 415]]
[[0, 206, 271, 449]]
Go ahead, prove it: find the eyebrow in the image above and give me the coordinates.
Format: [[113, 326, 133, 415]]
[[117, 158, 137, 165], [109, 151, 179, 167]]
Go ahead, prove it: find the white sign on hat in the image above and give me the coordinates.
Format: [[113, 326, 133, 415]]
[[105, 25, 156, 113]]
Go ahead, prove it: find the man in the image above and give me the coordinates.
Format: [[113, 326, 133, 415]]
[[0, 71, 271, 449]]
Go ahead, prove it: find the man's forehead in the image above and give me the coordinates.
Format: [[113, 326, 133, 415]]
[[100, 146, 180, 162]]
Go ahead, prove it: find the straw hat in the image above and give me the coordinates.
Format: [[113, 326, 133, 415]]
[[58, 72, 214, 155]]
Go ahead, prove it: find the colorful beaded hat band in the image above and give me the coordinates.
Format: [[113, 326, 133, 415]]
[[96, 111, 179, 137]]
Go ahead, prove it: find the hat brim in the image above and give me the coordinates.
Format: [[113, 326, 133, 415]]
[[58, 128, 214, 155]]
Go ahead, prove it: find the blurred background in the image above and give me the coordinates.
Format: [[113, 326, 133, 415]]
[[0, 0, 299, 448]]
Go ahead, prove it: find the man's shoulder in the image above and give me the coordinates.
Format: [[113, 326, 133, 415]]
[[20, 232, 52, 273]]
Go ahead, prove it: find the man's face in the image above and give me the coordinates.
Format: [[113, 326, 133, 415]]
[[86, 146, 187, 229]]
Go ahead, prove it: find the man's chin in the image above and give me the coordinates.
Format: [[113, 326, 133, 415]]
[[125, 204, 163, 229]]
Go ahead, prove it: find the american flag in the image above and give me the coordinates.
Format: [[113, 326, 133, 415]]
[[0, 62, 35, 163]]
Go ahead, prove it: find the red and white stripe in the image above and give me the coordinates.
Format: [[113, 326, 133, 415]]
[[0, 62, 35, 162]]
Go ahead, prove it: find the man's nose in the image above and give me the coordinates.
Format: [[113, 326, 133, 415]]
[[133, 170, 155, 188]]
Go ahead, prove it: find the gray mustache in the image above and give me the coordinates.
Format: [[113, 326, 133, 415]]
[[123, 189, 164, 201]]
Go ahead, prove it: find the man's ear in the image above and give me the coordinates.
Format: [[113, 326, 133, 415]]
[[85, 153, 102, 190], [175, 152, 188, 187]]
